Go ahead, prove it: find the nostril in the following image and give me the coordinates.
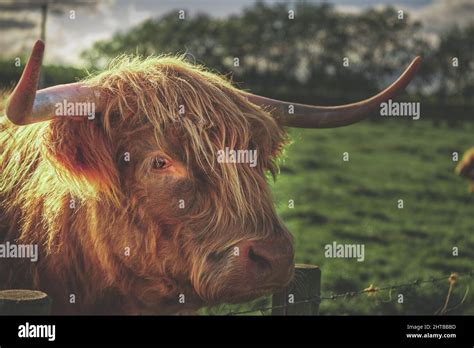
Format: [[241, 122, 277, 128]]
[[248, 246, 272, 270], [208, 251, 220, 262]]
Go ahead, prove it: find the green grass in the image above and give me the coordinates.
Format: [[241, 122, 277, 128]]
[[202, 119, 474, 315]]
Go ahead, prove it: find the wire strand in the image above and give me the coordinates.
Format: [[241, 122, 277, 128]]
[[225, 270, 473, 316]]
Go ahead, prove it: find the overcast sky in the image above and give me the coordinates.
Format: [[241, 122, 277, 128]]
[[0, 0, 473, 66]]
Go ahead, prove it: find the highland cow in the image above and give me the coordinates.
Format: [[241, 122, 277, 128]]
[[0, 41, 421, 314]]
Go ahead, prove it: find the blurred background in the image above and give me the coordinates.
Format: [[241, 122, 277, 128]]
[[0, 0, 473, 315]]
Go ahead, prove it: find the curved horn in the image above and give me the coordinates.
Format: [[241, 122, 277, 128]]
[[244, 56, 422, 128], [6, 40, 101, 125]]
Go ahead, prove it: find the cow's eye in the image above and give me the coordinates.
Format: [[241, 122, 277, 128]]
[[151, 157, 170, 170]]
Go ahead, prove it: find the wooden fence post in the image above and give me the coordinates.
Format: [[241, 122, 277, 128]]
[[0, 289, 52, 315], [272, 264, 321, 315]]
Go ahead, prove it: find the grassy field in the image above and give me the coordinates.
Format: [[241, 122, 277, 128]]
[[203, 119, 474, 315]]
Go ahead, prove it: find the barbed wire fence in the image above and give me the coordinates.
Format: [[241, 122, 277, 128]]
[[225, 267, 473, 316]]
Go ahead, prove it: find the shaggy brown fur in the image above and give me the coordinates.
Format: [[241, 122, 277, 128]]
[[456, 148, 474, 193], [0, 55, 293, 314]]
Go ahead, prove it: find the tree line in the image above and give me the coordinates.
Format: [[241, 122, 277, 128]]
[[1, 2, 472, 121]]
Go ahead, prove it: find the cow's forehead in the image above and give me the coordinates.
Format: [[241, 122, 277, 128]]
[[90, 55, 288, 169]]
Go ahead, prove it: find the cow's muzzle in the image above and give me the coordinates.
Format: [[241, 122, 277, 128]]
[[233, 237, 295, 291]]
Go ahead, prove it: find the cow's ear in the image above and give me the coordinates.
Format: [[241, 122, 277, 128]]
[[44, 119, 119, 199]]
